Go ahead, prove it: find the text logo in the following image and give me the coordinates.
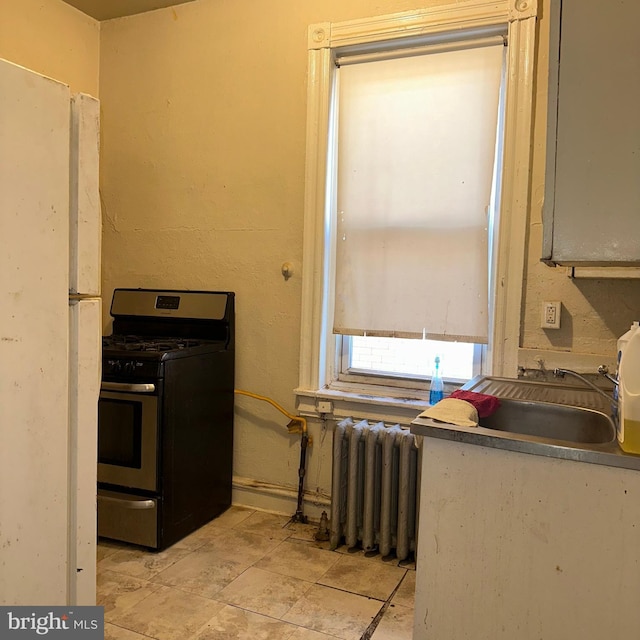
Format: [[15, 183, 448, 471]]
[[0, 607, 103, 639]]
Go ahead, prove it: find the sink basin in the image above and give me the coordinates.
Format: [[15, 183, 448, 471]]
[[412, 376, 639, 472], [478, 398, 615, 444]]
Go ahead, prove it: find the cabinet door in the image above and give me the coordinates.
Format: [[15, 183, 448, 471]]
[[543, 0, 640, 266]]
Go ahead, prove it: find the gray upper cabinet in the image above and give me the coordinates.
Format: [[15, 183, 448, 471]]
[[543, 0, 640, 266]]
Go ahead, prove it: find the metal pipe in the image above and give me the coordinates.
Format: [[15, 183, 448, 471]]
[[553, 368, 618, 409], [292, 432, 309, 524]]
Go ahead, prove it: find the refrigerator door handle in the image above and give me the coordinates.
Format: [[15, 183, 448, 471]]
[[98, 494, 155, 510], [69, 293, 100, 301], [101, 382, 156, 393]]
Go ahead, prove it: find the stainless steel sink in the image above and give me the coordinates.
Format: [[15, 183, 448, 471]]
[[412, 376, 640, 472], [460, 375, 617, 445], [478, 398, 615, 444]]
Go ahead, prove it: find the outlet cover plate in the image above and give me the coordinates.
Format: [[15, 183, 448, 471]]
[[542, 301, 561, 329]]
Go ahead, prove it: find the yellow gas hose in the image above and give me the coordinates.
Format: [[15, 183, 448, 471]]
[[233, 388, 310, 523], [233, 389, 307, 435]]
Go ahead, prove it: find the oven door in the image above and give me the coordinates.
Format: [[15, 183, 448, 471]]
[[98, 382, 159, 492]]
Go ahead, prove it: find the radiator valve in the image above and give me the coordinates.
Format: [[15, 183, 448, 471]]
[[315, 510, 330, 542]]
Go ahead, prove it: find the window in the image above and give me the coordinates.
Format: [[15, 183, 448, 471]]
[[344, 336, 481, 383], [334, 39, 505, 386], [297, 1, 538, 419]]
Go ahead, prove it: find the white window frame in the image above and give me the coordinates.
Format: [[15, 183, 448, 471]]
[[296, 0, 538, 423]]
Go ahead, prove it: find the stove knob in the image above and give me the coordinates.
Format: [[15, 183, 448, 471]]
[[109, 360, 122, 374], [124, 361, 137, 374]]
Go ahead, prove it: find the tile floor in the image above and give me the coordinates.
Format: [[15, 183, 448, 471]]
[[98, 506, 416, 640]]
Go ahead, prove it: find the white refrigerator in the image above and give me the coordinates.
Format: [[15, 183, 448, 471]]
[[0, 58, 101, 605]]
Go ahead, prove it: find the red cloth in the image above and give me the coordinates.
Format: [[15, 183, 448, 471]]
[[449, 390, 500, 418]]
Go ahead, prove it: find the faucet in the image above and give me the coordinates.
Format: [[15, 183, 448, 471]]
[[597, 364, 619, 387], [553, 367, 618, 409]]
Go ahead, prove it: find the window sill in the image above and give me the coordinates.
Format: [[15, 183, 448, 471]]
[[294, 380, 461, 427]]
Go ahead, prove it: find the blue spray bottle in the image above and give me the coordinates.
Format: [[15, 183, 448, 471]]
[[429, 356, 444, 404]]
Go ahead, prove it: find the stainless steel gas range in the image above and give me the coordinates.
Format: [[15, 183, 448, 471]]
[[97, 288, 235, 550]]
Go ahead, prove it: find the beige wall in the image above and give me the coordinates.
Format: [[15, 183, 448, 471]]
[[99, 0, 326, 513], [100, 0, 452, 513], [98, 0, 640, 513], [1, 0, 100, 96]]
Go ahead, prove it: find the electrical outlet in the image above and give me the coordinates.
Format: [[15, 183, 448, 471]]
[[541, 301, 561, 329], [316, 400, 333, 414]]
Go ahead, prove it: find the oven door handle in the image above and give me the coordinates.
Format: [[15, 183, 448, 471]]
[[101, 382, 156, 393], [98, 494, 156, 510]]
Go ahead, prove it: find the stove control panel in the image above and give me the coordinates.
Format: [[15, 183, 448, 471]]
[[111, 288, 230, 320], [155, 295, 181, 310], [103, 358, 161, 380]]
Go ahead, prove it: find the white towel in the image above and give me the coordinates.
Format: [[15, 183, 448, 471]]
[[417, 398, 479, 428]]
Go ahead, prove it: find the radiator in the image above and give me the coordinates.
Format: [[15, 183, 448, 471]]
[[330, 418, 419, 562]]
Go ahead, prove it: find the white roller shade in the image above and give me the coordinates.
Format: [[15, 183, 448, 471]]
[[333, 44, 504, 343]]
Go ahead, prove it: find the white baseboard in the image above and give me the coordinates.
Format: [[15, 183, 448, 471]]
[[232, 475, 330, 522]]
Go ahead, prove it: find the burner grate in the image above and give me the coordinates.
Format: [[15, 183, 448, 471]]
[[103, 335, 202, 352]]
